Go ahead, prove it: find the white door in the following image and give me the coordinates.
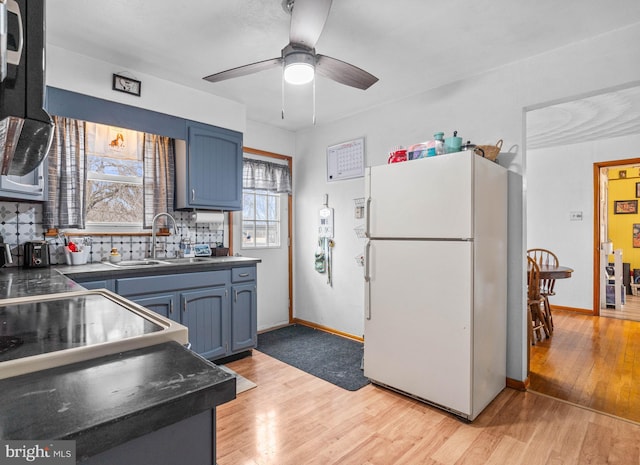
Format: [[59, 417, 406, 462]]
[[364, 239, 473, 416], [233, 162, 290, 331]]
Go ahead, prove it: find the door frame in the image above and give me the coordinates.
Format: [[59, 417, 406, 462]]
[[593, 157, 640, 315], [229, 146, 293, 323]]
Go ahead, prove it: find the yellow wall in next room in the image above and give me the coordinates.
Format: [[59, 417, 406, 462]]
[[608, 169, 640, 274]]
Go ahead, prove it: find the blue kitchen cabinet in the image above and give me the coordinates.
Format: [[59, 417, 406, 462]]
[[175, 121, 243, 211], [230, 266, 257, 353], [0, 164, 46, 201], [231, 282, 257, 352], [128, 293, 178, 322], [181, 287, 229, 360], [109, 266, 257, 360]]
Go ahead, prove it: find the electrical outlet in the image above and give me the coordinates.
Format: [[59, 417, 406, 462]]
[[570, 211, 583, 221]]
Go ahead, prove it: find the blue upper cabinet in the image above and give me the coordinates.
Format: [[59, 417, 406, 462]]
[[175, 121, 243, 211]]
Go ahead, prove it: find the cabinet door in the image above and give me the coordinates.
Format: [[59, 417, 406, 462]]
[[128, 293, 178, 322], [231, 282, 257, 353], [184, 121, 243, 210], [0, 165, 46, 201], [181, 287, 229, 360]]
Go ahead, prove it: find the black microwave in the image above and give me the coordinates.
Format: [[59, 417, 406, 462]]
[[0, 0, 54, 177]]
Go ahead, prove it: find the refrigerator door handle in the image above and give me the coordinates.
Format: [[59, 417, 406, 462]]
[[364, 241, 371, 320], [365, 197, 371, 238]]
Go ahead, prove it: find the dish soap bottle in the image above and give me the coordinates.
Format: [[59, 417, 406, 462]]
[[109, 248, 121, 263]]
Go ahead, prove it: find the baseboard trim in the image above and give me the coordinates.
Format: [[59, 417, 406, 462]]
[[506, 376, 530, 391], [552, 305, 594, 315], [291, 318, 364, 342]]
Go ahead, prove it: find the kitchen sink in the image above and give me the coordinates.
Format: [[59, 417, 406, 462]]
[[106, 259, 170, 267]]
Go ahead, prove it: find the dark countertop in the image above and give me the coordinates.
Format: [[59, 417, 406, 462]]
[[0, 341, 235, 460], [59, 256, 261, 282], [0, 255, 261, 299], [0, 267, 86, 299]]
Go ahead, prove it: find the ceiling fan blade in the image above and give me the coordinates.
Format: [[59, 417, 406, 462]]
[[289, 0, 333, 48], [203, 57, 282, 83], [315, 55, 378, 90]]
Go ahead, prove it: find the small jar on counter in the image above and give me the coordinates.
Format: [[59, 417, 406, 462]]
[[109, 248, 121, 263]]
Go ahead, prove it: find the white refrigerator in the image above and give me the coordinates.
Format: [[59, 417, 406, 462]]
[[363, 150, 507, 421]]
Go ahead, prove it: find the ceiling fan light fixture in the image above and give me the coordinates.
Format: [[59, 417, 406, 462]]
[[283, 48, 315, 85], [284, 62, 315, 85]]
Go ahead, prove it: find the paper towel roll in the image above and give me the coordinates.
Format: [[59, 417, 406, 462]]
[[191, 212, 225, 224]]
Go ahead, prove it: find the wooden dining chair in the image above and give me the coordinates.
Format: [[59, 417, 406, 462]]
[[527, 248, 559, 332], [527, 256, 549, 345]]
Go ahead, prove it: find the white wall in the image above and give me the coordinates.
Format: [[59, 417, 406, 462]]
[[527, 133, 640, 310], [47, 45, 246, 133], [293, 23, 640, 382]]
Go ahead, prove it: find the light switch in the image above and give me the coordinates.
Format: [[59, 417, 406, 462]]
[[570, 211, 583, 221]]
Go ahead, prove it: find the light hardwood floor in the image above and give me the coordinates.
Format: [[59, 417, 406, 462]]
[[600, 292, 640, 321], [529, 307, 640, 424], [218, 350, 640, 465]]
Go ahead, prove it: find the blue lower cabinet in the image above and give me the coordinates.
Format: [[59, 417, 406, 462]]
[[231, 282, 257, 353], [181, 287, 229, 360], [128, 293, 178, 322], [81, 266, 258, 360]]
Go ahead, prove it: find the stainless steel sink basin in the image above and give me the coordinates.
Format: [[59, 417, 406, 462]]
[[106, 259, 170, 267]]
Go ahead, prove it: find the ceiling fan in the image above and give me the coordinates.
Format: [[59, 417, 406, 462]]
[[202, 0, 378, 91]]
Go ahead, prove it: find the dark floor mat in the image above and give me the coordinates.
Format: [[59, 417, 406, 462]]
[[257, 324, 370, 391]]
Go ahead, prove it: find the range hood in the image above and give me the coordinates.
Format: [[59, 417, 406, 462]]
[[0, 0, 54, 177]]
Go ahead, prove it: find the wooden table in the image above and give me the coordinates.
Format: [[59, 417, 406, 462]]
[[537, 264, 573, 280]]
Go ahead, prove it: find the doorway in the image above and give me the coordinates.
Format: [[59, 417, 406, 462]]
[[232, 147, 293, 331], [594, 158, 640, 322], [526, 84, 640, 423]]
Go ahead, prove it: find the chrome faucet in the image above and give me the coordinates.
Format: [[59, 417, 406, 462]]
[[151, 212, 178, 259]]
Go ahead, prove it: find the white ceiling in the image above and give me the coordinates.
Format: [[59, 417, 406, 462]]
[[47, 0, 640, 133]]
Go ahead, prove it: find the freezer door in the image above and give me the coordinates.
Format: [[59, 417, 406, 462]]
[[366, 152, 474, 239], [364, 239, 473, 416]]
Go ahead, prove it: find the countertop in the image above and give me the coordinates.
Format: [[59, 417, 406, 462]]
[[0, 255, 261, 299], [0, 258, 257, 459], [0, 341, 235, 460]]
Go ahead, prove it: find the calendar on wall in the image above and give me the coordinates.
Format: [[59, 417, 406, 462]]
[[326, 137, 365, 182]]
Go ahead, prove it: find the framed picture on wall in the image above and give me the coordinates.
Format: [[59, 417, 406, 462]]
[[636, 182, 640, 198], [634, 224, 640, 248], [614, 200, 638, 214]]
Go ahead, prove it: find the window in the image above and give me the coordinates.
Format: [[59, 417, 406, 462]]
[[242, 189, 281, 248], [84, 123, 144, 229]]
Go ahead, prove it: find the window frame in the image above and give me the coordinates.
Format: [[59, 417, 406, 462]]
[[241, 189, 282, 249]]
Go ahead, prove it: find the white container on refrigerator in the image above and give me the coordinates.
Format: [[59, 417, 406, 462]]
[[363, 151, 507, 421]]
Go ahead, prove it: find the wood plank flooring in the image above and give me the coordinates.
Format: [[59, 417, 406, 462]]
[[218, 350, 640, 465], [530, 308, 640, 424], [600, 292, 640, 321]]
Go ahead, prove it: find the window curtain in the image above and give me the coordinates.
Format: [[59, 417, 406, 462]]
[[143, 134, 175, 228], [44, 116, 87, 229], [242, 158, 291, 193]]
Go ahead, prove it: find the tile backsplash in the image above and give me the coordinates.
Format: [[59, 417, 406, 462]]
[[0, 201, 225, 267]]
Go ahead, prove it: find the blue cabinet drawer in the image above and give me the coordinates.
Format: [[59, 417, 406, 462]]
[[117, 270, 230, 296], [231, 266, 256, 283]]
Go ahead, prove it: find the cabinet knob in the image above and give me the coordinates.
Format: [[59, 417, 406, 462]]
[[191, 188, 195, 202]]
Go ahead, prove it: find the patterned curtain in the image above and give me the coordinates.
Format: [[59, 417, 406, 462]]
[[44, 116, 86, 229], [242, 158, 292, 193], [143, 134, 175, 228]]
